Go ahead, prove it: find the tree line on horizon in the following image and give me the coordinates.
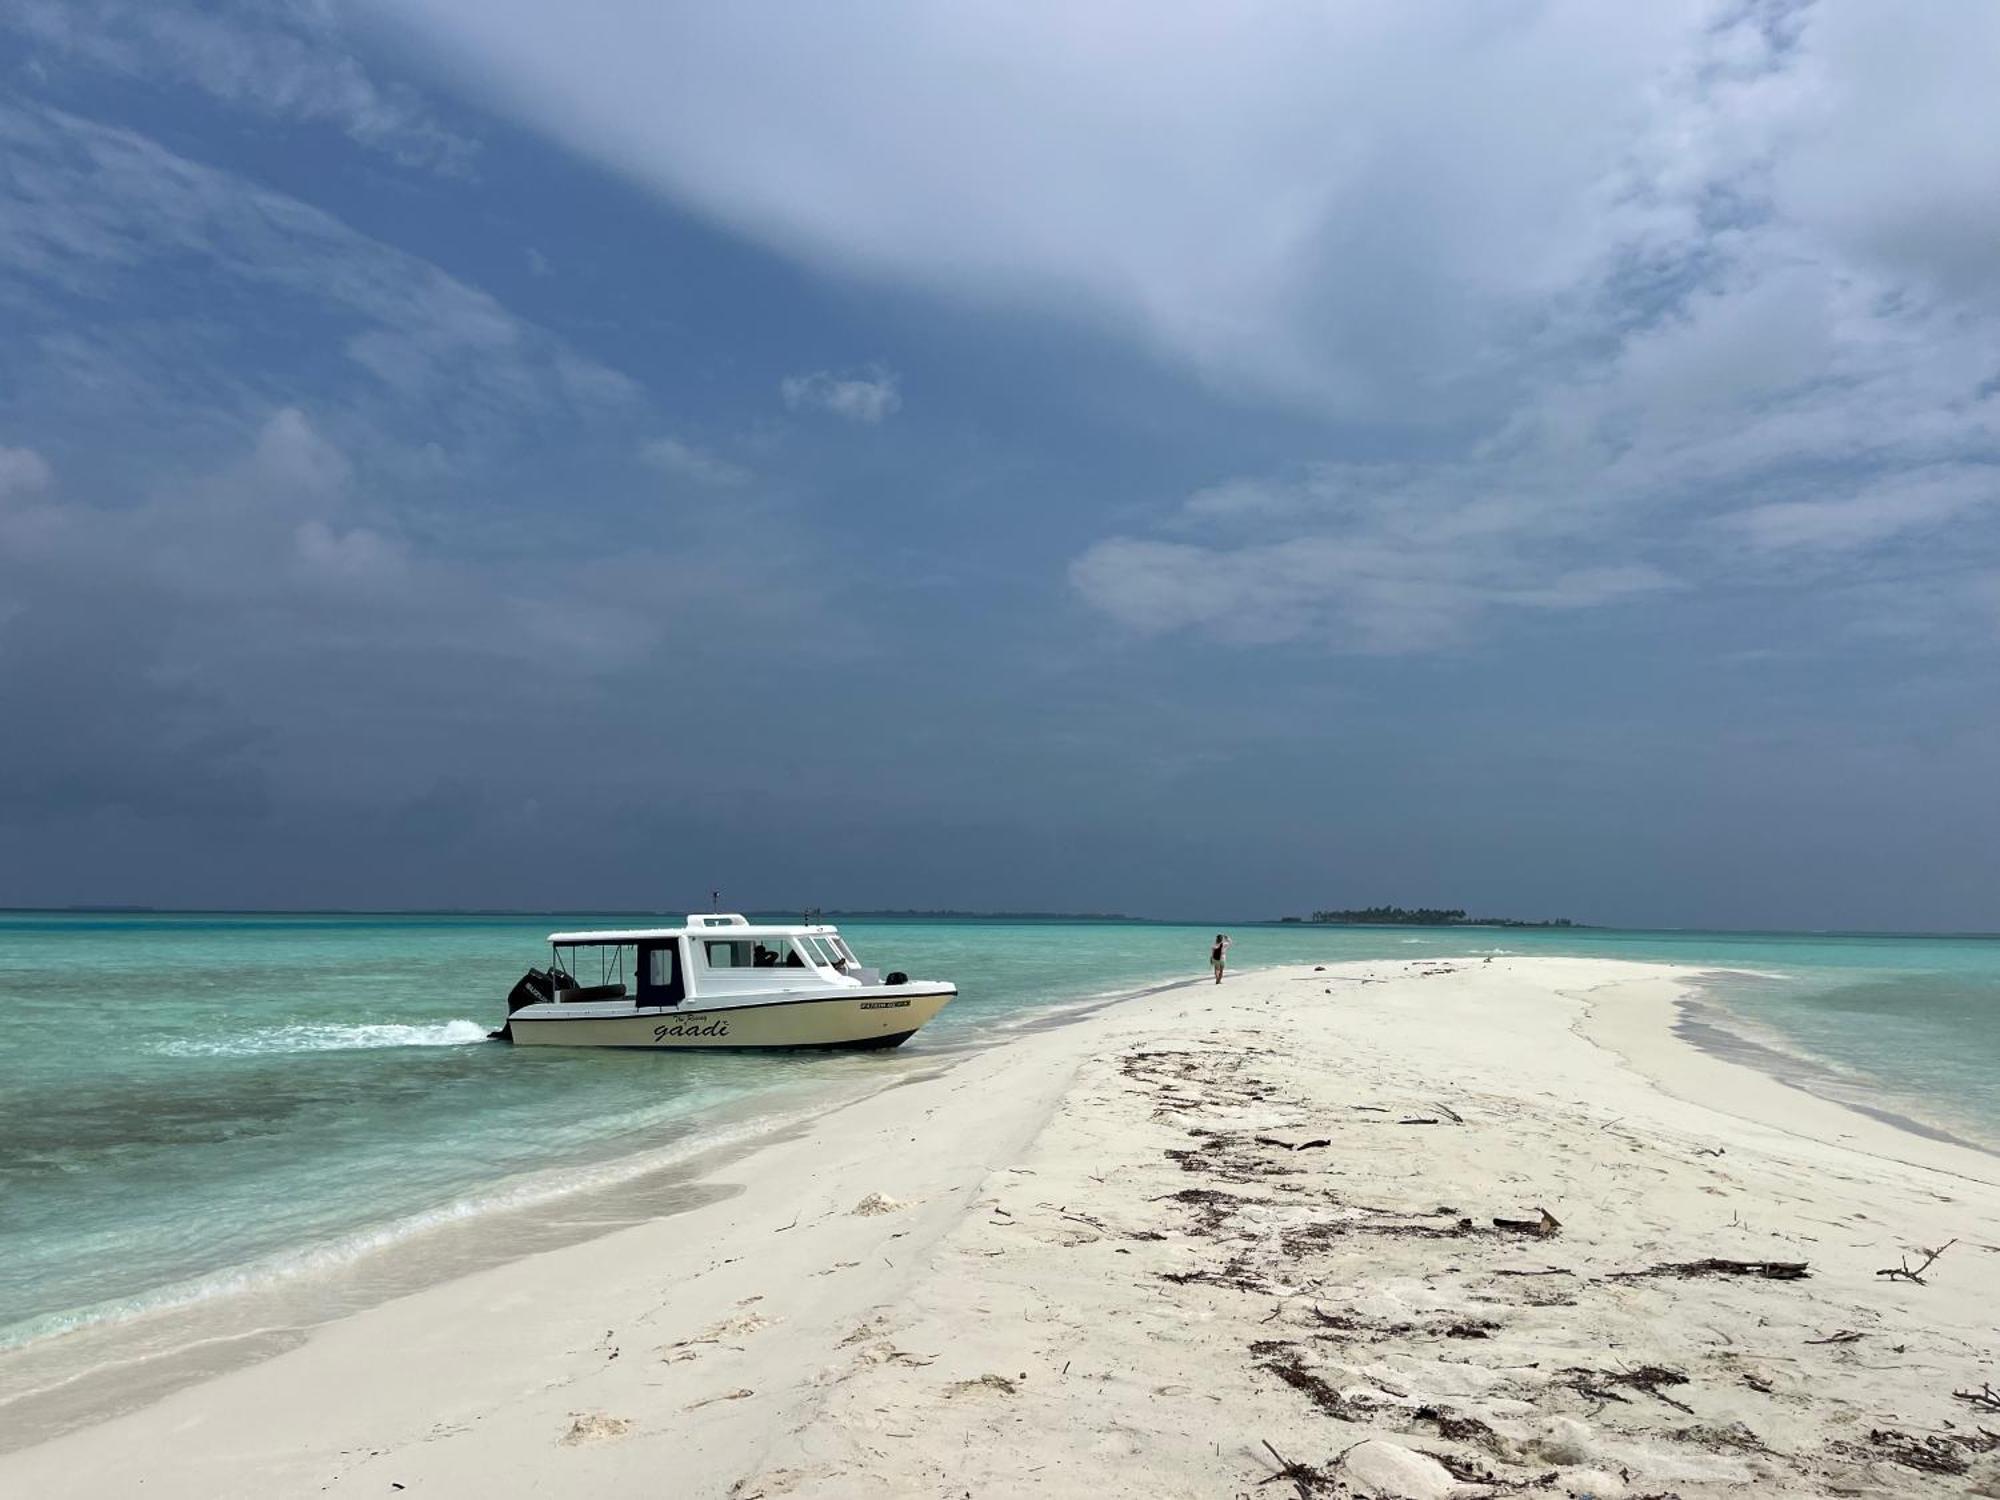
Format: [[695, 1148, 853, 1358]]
[[1296, 906, 1576, 928]]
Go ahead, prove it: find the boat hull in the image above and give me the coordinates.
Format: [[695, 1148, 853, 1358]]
[[502, 986, 955, 1050]]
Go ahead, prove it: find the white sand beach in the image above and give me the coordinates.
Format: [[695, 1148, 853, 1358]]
[[5, 956, 1997, 1498]]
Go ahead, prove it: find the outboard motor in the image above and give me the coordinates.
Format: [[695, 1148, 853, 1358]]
[[489, 967, 563, 1042]]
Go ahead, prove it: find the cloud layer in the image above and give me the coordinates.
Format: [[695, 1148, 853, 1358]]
[[371, 1, 2000, 655], [5, 2, 1998, 921], [7, 0, 475, 171]]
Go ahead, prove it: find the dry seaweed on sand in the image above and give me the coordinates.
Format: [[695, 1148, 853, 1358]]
[[1304, 1304, 1416, 1339], [1557, 1364, 1696, 1414], [1159, 1263, 1274, 1294], [1412, 1404, 1507, 1452], [1831, 1427, 1977, 1476], [1256, 1349, 1373, 1422], [1156, 1184, 1254, 1233], [1444, 1318, 1501, 1338], [1165, 1143, 1306, 1184]]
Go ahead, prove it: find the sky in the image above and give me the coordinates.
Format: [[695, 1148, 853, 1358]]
[[1, 2, 1997, 929]]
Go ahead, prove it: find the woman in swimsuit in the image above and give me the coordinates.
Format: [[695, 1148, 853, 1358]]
[[1210, 933, 1230, 984]]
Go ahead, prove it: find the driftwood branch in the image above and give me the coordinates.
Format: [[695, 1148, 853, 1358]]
[[1876, 1238, 1956, 1286], [1609, 1258, 1809, 1282], [1257, 1438, 1328, 1498], [1953, 1381, 2000, 1413]]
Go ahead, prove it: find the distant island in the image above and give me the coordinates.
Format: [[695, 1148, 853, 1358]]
[[1284, 906, 1578, 928]]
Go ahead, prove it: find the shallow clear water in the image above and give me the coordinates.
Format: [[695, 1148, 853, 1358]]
[[2, 911, 1996, 1351]]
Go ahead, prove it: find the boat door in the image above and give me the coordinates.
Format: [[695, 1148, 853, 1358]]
[[636, 940, 686, 1007]]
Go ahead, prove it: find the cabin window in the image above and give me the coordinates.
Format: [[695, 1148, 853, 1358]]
[[706, 939, 804, 968], [704, 937, 822, 969], [705, 939, 755, 968], [648, 946, 675, 988]]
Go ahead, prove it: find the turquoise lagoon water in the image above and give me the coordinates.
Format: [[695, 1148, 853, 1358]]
[[2, 912, 1997, 1355]]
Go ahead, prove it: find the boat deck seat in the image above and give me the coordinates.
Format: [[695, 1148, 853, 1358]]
[[554, 982, 627, 1003]]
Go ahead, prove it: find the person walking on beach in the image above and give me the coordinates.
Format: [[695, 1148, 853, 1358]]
[[1210, 933, 1231, 983]]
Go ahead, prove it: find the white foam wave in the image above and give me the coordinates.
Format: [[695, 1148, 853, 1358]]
[[157, 1020, 490, 1057]]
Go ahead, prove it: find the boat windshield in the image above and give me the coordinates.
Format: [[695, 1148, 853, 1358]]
[[801, 935, 852, 969]]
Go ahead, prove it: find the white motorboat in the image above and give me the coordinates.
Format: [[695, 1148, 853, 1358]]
[[491, 914, 956, 1050]]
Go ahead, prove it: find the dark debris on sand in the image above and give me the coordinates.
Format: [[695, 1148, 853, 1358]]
[[1111, 1037, 1988, 1499]]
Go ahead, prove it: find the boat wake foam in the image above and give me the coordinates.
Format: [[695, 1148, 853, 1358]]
[[156, 1020, 491, 1056]]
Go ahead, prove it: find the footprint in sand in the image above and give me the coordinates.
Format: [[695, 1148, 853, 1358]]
[[662, 1304, 783, 1361], [836, 1316, 889, 1348], [559, 1412, 631, 1446], [944, 1373, 1021, 1397]]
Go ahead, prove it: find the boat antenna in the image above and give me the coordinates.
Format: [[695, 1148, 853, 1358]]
[[710, 888, 720, 913]]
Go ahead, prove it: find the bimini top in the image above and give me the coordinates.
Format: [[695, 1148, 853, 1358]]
[[547, 913, 840, 946]]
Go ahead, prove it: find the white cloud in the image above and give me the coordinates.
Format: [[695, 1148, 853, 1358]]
[[0, 103, 641, 452], [4, 0, 475, 173], [780, 368, 901, 424], [293, 517, 408, 589], [1723, 466, 1999, 554], [0, 446, 53, 505], [254, 407, 353, 501], [639, 436, 751, 488], [360, 0, 1800, 416], [1072, 463, 1682, 654]]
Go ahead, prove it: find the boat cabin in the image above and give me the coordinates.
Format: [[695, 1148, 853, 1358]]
[[541, 914, 880, 1009]]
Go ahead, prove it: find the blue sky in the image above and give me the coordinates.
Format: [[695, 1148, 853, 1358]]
[[2, 2, 1997, 927]]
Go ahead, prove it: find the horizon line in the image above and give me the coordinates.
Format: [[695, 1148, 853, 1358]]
[[3, 905, 1999, 941]]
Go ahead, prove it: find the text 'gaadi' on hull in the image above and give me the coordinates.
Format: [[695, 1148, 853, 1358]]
[[492, 914, 956, 1050]]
